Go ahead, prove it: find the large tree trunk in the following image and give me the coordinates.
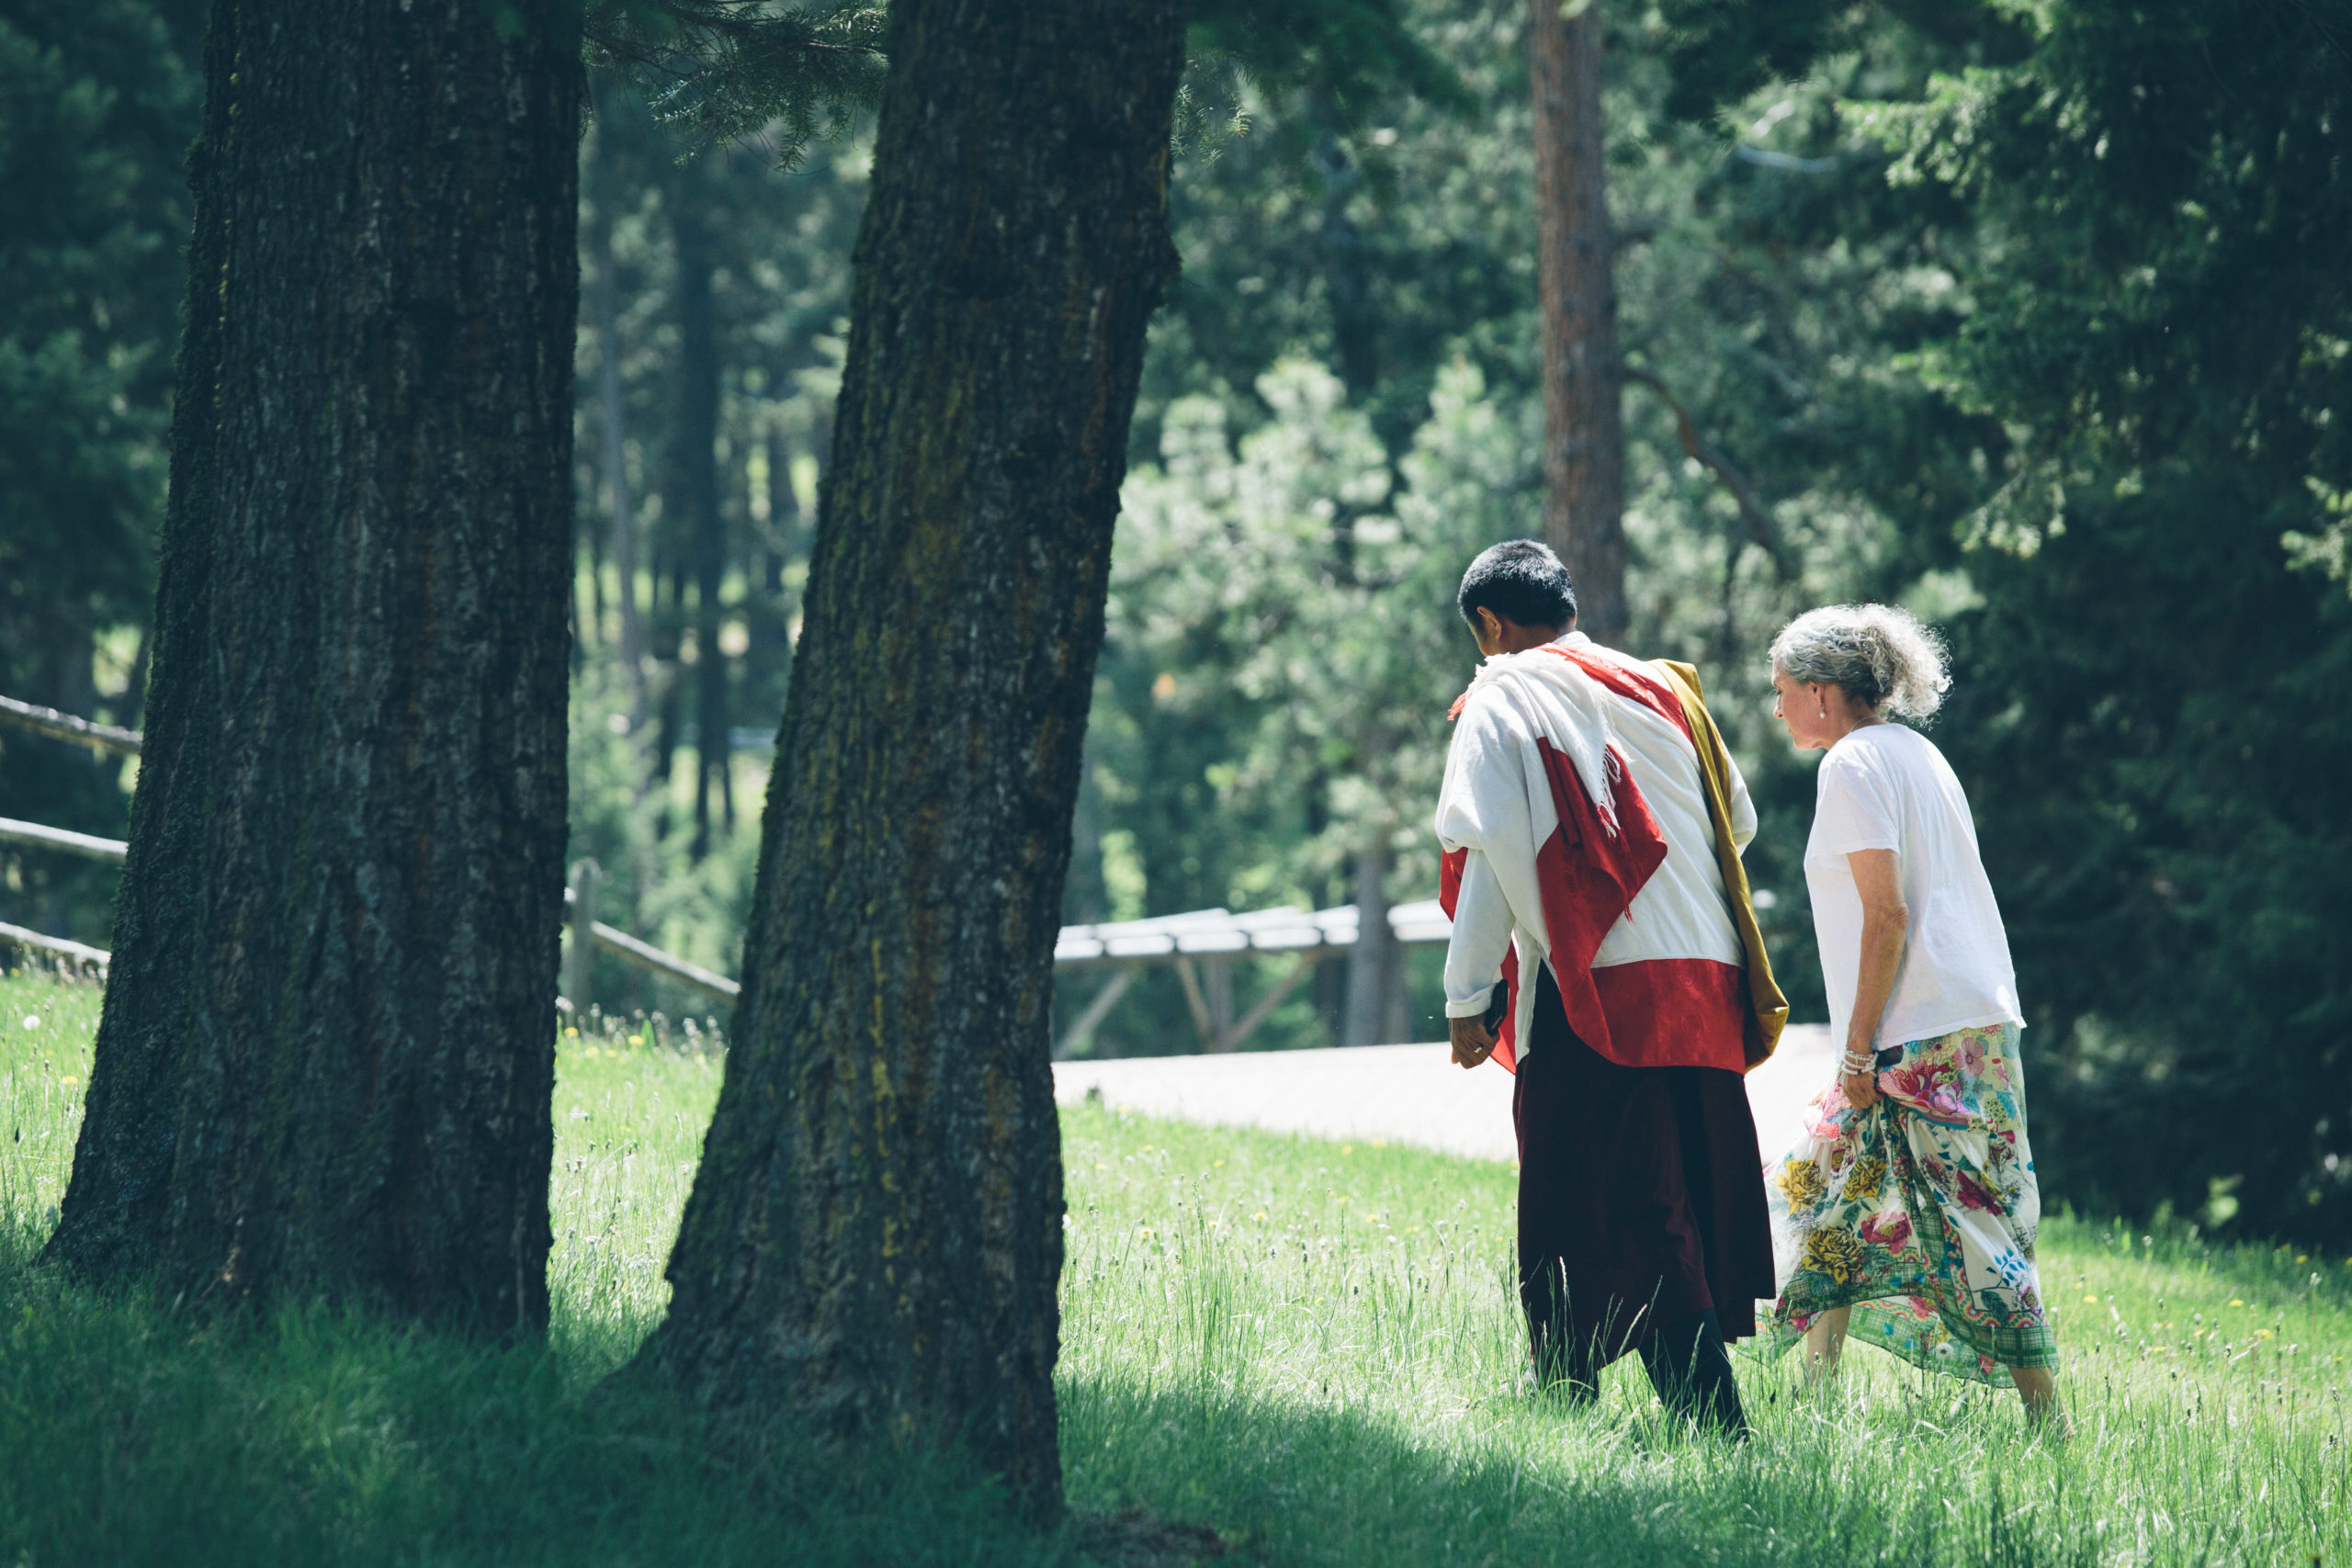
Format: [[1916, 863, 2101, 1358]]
[[1532, 0, 1628, 645], [631, 0, 1184, 1518], [44, 0, 578, 1335]]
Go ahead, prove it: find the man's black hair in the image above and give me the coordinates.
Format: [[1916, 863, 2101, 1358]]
[[1457, 539, 1577, 632]]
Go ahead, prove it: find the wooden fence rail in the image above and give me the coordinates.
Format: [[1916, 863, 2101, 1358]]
[[0, 920, 110, 974], [0, 695, 141, 757], [0, 817, 740, 1005], [0, 816, 130, 863], [2, 691, 1459, 1046]]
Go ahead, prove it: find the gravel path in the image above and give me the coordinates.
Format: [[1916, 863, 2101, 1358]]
[[1053, 1023, 1836, 1167]]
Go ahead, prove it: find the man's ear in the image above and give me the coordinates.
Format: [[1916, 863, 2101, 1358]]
[[1476, 605, 1502, 645]]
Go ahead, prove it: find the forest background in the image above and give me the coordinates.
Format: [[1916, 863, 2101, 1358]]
[[3, 0, 2347, 1249]]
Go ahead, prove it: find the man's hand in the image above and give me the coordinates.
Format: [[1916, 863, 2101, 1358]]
[[1450, 1014, 1497, 1070], [1840, 1065, 1881, 1111]]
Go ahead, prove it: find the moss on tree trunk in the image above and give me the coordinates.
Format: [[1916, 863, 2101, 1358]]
[[633, 0, 1184, 1520], [45, 0, 580, 1336]]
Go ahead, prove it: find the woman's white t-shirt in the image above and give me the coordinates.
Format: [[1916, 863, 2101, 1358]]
[[1804, 723, 2024, 1049]]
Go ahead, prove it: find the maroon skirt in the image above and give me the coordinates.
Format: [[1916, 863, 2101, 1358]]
[[1513, 962, 1776, 1369]]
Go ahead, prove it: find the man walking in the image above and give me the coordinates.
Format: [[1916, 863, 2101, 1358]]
[[1435, 540, 1785, 1432]]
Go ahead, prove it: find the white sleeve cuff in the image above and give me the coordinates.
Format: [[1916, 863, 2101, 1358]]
[[1444, 987, 1498, 1020]]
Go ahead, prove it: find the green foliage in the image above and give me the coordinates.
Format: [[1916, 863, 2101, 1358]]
[[583, 1, 886, 165], [1186, 0, 1475, 129], [1107, 358, 1529, 917], [1650, 0, 1853, 124], [1828, 0, 2352, 1243], [0, 0, 196, 943]]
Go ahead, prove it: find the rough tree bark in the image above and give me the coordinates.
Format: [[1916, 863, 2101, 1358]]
[[1532, 0, 1628, 645], [631, 0, 1185, 1518], [44, 0, 579, 1335]]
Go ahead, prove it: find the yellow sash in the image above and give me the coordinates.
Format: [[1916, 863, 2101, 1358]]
[[1649, 659, 1789, 1071]]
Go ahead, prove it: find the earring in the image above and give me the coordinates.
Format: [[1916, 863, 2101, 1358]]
[[1817, 702, 1827, 718]]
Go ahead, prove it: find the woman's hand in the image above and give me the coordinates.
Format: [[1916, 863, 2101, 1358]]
[[1841, 1065, 1881, 1111]]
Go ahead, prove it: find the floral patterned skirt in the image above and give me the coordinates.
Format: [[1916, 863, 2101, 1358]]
[[1759, 1021, 2058, 1384]]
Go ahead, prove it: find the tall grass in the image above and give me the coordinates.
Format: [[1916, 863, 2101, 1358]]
[[1059, 1107, 2352, 1563], [0, 970, 1070, 1567], [0, 965, 2345, 1564]]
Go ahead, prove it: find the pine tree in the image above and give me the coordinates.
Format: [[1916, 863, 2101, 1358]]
[[1839, 0, 2352, 1243], [631, 0, 1186, 1517], [46, 0, 582, 1330], [1530, 0, 1627, 645]]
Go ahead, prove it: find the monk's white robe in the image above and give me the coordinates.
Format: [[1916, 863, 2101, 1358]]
[[1434, 632, 1757, 1074]]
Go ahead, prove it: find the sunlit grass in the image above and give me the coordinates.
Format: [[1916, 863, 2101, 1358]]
[[1058, 1107, 2352, 1563], [0, 966, 2346, 1564], [542, 1024, 719, 1374]]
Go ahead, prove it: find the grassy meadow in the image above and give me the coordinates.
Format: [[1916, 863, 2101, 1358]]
[[0, 964, 2346, 1564]]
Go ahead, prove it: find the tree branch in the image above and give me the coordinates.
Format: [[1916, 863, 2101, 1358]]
[[1623, 365, 1793, 579]]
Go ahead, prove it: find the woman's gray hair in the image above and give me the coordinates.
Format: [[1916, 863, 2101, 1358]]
[[1770, 604, 1951, 719]]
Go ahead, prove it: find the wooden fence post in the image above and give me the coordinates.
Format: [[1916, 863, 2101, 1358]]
[[566, 859, 601, 1015]]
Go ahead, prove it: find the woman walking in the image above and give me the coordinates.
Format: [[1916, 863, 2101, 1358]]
[[1760, 604, 2060, 1422]]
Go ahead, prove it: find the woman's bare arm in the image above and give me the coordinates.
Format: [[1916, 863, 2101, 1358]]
[[1841, 847, 1906, 1110]]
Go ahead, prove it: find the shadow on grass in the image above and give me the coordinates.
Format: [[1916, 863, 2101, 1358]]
[[0, 1234, 1092, 1568], [4, 1223, 2331, 1568], [1057, 1372, 2231, 1568]]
